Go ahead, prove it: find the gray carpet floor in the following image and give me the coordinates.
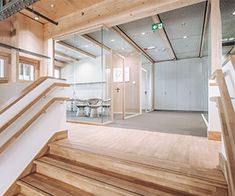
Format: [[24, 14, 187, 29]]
[[107, 111, 207, 137]]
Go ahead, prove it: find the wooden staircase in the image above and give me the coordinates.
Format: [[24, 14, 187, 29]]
[[14, 139, 228, 196]]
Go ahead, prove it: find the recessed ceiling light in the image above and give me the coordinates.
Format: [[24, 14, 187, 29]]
[[121, 47, 125, 50], [34, 15, 39, 20], [232, 11, 235, 15], [146, 46, 156, 50], [110, 39, 115, 42], [141, 32, 146, 35], [84, 45, 89, 48], [183, 35, 187, 39], [50, 4, 54, 8]]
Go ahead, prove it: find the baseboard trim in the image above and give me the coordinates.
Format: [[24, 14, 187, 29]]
[[208, 131, 221, 141]]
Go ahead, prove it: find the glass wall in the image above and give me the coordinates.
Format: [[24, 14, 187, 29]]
[[57, 26, 144, 124], [57, 27, 112, 124]]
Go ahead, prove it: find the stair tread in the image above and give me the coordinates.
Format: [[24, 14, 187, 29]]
[[35, 155, 178, 196], [19, 173, 93, 196], [36, 153, 226, 196], [50, 141, 226, 185]]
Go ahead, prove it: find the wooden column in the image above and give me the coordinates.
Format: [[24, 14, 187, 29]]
[[210, 0, 222, 73]]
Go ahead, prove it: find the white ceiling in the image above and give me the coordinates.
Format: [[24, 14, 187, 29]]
[[55, 0, 235, 63]]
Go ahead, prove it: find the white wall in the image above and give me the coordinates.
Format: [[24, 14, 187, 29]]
[[0, 83, 31, 107], [142, 62, 154, 111], [154, 57, 209, 111], [61, 57, 106, 99]]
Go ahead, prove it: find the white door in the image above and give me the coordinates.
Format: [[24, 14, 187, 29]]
[[142, 69, 148, 112]]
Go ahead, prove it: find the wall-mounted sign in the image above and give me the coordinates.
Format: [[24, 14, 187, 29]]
[[113, 67, 130, 82], [152, 23, 163, 31]]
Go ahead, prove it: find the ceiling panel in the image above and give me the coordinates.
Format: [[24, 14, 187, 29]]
[[119, 17, 171, 61], [221, 0, 235, 40], [159, 2, 206, 58], [55, 43, 89, 60], [88, 29, 136, 54], [64, 34, 102, 57]]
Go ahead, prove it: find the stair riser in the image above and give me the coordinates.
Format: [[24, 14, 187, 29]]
[[49, 144, 225, 196], [19, 184, 49, 196], [35, 162, 139, 196]]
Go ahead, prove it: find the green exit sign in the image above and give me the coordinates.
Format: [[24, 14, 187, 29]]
[[152, 23, 163, 31]]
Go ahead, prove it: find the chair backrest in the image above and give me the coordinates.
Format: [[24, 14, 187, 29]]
[[88, 98, 102, 105], [75, 99, 88, 106]]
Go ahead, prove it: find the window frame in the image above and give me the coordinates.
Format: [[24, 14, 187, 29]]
[[0, 53, 10, 83], [18, 56, 40, 82]]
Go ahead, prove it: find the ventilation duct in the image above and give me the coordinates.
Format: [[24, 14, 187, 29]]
[[0, 0, 40, 21]]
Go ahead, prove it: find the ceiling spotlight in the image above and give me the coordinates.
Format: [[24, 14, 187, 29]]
[[141, 32, 146, 35], [50, 4, 54, 8], [84, 45, 89, 48], [34, 15, 39, 20], [110, 39, 115, 42], [232, 11, 235, 15], [229, 37, 234, 41], [183, 35, 187, 39], [145, 46, 156, 50]]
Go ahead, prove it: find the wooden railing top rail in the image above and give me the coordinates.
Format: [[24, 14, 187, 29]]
[[0, 97, 68, 154], [212, 69, 235, 196], [0, 77, 66, 115], [0, 83, 70, 135]]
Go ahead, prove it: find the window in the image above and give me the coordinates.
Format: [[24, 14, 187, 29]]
[[19, 63, 35, 81], [0, 54, 9, 83], [0, 58, 5, 78], [18, 57, 39, 81]]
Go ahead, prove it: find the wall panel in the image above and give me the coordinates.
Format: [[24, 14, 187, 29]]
[[154, 57, 208, 111]]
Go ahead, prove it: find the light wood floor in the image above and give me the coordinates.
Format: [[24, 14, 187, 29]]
[[66, 123, 221, 169]]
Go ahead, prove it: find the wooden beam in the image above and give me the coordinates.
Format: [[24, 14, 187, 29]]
[[152, 15, 176, 60], [113, 26, 155, 63], [199, 1, 209, 57], [55, 51, 79, 62], [81, 34, 111, 51], [57, 41, 96, 59], [210, 0, 222, 72], [44, 0, 206, 39]]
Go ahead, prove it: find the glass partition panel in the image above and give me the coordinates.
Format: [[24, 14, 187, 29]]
[[59, 27, 112, 124], [124, 52, 141, 118]]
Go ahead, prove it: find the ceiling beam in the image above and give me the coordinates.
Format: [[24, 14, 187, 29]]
[[25, 7, 58, 25], [57, 41, 96, 59], [222, 41, 235, 47], [55, 51, 79, 62], [199, 1, 209, 57], [152, 14, 177, 60], [44, 0, 207, 39], [81, 34, 111, 51], [113, 26, 155, 64]]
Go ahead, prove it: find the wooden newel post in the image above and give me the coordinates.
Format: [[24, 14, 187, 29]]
[[210, 0, 222, 73]]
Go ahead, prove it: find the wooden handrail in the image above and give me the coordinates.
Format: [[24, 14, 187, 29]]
[[0, 77, 66, 115], [213, 69, 235, 196], [0, 83, 70, 134], [0, 97, 68, 154]]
